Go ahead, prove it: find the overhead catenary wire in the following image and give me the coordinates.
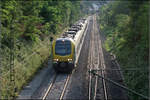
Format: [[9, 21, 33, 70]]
[[89, 70, 149, 100], [91, 68, 148, 71]]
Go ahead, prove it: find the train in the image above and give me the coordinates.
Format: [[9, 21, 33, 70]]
[[51, 18, 88, 73], [52, 38, 75, 72]]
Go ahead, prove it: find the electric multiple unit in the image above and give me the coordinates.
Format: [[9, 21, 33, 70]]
[[52, 18, 88, 73], [52, 38, 75, 72]]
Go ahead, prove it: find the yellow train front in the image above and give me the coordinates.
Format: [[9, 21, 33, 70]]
[[52, 38, 75, 72]]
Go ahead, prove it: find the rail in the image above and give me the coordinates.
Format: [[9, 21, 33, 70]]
[[42, 70, 74, 100], [88, 69, 149, 100], [88, 15, 108, 100], [42, 73, 57, 100]]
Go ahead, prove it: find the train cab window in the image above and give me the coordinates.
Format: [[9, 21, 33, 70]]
[[55, 40, 71, 56]]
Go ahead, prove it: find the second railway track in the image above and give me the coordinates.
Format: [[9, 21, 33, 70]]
[[88, 15, 108, 100], [96, 15, 108, 100]]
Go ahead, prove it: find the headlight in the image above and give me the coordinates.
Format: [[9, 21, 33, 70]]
[[68, 59, 73, 63], [68, 59, 72, 61], [53, 59, 58, 62]]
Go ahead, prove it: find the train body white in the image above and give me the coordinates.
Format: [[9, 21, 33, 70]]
[[73, 19, 88, 64], [53, 17, 89, 72]]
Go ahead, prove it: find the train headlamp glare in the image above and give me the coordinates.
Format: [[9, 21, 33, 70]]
[[53, 59, 58, 61], [68, 59, 72, 61]]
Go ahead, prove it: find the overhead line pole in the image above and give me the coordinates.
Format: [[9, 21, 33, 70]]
[[9, 9, 16, 99], [0, 1, 2, 99]]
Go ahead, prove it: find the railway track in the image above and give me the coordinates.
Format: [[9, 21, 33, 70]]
[[42, 71, 73, 100], [88, 15, 108, 100], [30, 17, 91, 100], [96, 15, 108, 100], [42, 73, 57, 100], [88, 14, 130, 100], [41, 16, 91, 100]]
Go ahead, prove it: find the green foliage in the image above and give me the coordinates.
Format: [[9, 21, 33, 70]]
[[1, 0, 86, 43], [0, 0, 88, 99], [99, 1, 149, 99], [0, 38, 50, 99]]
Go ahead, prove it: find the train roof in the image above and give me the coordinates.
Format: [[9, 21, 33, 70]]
[[55, 37, 75, 44]]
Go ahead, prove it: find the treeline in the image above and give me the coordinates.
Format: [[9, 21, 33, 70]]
[[0, 0, 86, 44], [0, 1, 88, 99], [99, 1, 149, 100]]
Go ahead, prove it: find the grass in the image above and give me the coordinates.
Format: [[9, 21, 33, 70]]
[[0, 38, 51, 99]]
